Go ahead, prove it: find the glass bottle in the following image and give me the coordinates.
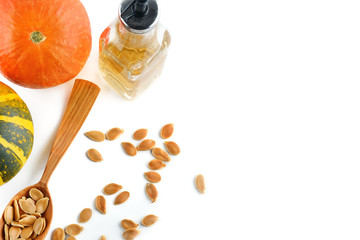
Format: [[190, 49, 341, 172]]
[[99, 0, 171, 100]]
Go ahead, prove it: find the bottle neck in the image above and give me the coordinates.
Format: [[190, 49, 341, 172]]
[[117, 19, 158, 47], [118, 1, 159, 34]]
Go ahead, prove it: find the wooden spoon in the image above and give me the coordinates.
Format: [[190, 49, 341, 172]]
[[0, 79, 100, 240]]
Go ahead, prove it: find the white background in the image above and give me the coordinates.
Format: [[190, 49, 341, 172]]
[[1, 0, 360, 239]]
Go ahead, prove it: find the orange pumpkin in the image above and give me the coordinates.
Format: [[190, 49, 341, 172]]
[[0, 0, 92, 88]]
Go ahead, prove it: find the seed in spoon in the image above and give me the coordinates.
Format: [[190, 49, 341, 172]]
[[13, 200, 20, 222], [121, 219, 138, 229], [29, 188, 44, 201], [19, 215, 36, 226], [144, 172, 161, 183], [27, 198, 35, 205], [20, 226, 33, 239], [148, 159, 166, 170], [114, 191, 130, 205], [103, 183, 123, 195], [31, 212, 41, 218], [4, 224, 9, 240], [30, 231, 37, 239], [67, 237, 77, 240], [86, 148, 103, 162], [65, 224, 84, 236], [10, 221, 24, 228], [195, 174, 205, 194], [36, 197, 49, 214], [152, 148, 171, 161], [95, 196, 106, 214], [85, 131, 105, 142], [4, 206, 13, 225], [145, 183, 158, 203], [78, 208, 92, 223], [41, 217, 47, 234], [33, 217, 45, 235], [133, 128, 148, 140], [123, 228, 140, 240], [121, 142, 137, 156], [9, 226, 21, 240], [106, 128, 124, 140], [164, 141, 180, 155], [52, 228, 65, 240], [160, 123, 174, 139], [141, 214, 159, 227], [136, 139, 156, 151]]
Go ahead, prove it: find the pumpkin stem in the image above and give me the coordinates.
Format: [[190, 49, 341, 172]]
[[30, 31, 46, 44]]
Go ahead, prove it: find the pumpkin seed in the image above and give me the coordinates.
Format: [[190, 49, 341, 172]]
[[36, 197, 49, 214], [4, 224, 9, 240], [100, 235, 106, 240], [164, 141, 180, 155], [67, 236, 77, 240], [160, 123, 174, 139], [8, 226, 21, 240], [19, 198, 36, 214], [195, 174, 205, 194], [122, 228, 140, 240], [11, 221, 24, 229], [19, 214, 28, 219], [136, 139, 156, 151], [103, 183, 123, 195], [18, 215, 36, 226], [144, 172, 161, 183], [31, 212, 42, 218], [148, 159, 166, 170], [51, 228, 65, 240], [78, 208, 92, 223], [40, 217, 46, 234], [33, 218, 44, 235], [121, 142, 137, 156], [133, 129, 148, 140], [4, 206, 14, 225], [86, 148, 103, 162], [30, 231, 37, 239], [27, 198, 36, 205], [106, 128, 124, 141], [121, 219, 139, 229], [13, 200, 20, 222], [95, 196, 106, 214], [29, 188, 44, 201], [10, 221, 24, 228], [20, 226, 33, 239], [85, 131, 105, 142], [114, 191, 130, 205], [141, 215, 159, 227], [152, 148, 171, 161], [145, 183, 158, 203], [65, 224, 84, 236]]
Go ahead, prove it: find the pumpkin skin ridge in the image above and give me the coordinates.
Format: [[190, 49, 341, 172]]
[[0, 99, 33, 121], [0, 0, 92, 88], [0, 121, 34, 156], [0, 81, 33, 185], [0, 144, 23, 184], [0, 134, 28, 165]]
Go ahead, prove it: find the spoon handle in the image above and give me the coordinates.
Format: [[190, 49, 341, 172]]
[[39, 79, 100, 185]]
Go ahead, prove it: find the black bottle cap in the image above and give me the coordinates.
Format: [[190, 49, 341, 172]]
[[120, 0, 158, 32]]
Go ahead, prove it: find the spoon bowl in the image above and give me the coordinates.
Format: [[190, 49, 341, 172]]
[[0, 182, 52, 240], [0, 79, 100, 240]]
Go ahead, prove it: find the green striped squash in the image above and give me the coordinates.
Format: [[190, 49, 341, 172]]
[[0, 82, 34, 185]]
